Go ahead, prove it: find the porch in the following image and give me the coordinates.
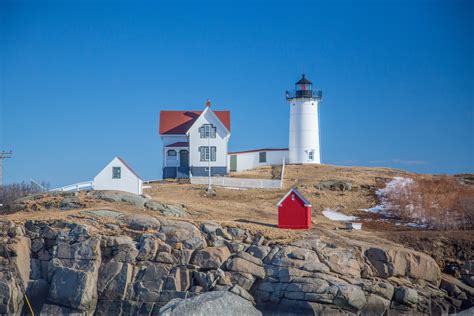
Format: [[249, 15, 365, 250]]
[[163, 142, 190, 178]]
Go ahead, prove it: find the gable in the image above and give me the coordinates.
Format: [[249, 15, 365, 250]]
[[187, 107, 231, 138], [277, 188, 312, 207], [94, 157, 142, 181], [159, 110, 231, 135]]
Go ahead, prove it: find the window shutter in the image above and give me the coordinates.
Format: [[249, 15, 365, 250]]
[[211, 147, 216, 161]]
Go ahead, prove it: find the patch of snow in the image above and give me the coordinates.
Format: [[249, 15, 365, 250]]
[[359, 177, 415, 216], [322, 208, 358, 221], [406, 222, 428, 229], [359, 205, 385, 213]]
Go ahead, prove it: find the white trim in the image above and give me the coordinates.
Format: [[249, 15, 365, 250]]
[[276, 187, 312, 207], [186, 106, 230, 136]]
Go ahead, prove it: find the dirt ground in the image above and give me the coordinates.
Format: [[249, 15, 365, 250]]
[[3, 164, 472, 269], [146, 164, 408, 228]]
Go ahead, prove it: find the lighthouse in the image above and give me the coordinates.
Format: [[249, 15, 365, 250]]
[[286, 74, 323, 164]]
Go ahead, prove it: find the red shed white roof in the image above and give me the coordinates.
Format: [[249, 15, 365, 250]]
[[159, 110, 231, 135], [277, 187, 312, 207]]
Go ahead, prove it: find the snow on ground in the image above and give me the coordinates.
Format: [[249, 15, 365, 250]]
[[359, 177, 415, 215], [322, 208, 358, 221], [358, 177, 431, 229], [406, 222, 429, 228]]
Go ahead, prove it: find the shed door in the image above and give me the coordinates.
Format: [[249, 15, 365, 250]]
[[230, 155, 237, 172]]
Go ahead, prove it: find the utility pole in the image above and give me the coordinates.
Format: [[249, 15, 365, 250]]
[[207, 124, 212, 192], [0, 151, 13, 186], [205, 99, 213, 193]]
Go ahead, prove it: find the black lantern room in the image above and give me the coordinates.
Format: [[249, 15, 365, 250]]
[[285, 74, 322, 100], [295, 74, 313, 98]]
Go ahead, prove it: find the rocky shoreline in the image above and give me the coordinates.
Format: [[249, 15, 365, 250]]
[[1, 212, 473, 315]]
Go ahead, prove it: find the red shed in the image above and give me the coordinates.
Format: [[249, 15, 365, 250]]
[[276, 188, 312, 229]]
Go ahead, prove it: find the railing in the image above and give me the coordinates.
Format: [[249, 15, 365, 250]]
[[177, 167, 190, 179], [51, 181, 93, 192], [191, 176, 281, 189], [286, 90, 322, 100]]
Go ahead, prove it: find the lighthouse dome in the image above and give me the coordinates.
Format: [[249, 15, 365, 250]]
[[296, 74, 312, 85]]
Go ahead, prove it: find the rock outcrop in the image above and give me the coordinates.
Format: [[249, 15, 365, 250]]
[[159, 291, 262, 316], [6, 190, 188, 218], [0, 217, 472, 315]]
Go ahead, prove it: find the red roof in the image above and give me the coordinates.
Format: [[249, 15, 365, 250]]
[[229, 148, 288, 155], [159, 110, 231, 135]]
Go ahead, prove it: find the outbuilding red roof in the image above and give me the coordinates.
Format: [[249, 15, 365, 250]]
[[229, 148, 288, 155], [159, 110, 231, 135]]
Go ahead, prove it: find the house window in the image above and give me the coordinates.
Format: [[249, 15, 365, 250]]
[[291, 194, 295, 201], [199, 146, 216, 161], [308, 151, 314, 160], [259, 152, 267, 163], [199, 124, 216, 138], [112, 167, 121, 179], [167, 149, 177, 157]]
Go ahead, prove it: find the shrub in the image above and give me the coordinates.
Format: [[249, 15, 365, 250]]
[[0, 182, 49, 213], [376, 176, 474, 230]]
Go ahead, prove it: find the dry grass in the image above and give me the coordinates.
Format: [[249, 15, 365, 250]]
[[145, 164, 411, 233], [0, 182, 49, 214], [380, 175, 474, 230]]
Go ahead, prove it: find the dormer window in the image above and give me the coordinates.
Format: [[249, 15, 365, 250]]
[[199, 124, 216, 138]]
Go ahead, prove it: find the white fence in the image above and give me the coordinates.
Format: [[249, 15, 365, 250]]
[[191, 158, 286, 190], [51, 181, 93, 192], [190, 176, 281, 189]]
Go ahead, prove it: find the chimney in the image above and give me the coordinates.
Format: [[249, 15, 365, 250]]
[[205, 99, 211, 108]]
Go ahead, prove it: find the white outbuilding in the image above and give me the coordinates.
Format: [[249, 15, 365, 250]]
[[93, 157, 143, 195]]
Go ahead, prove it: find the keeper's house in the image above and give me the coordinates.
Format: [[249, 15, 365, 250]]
[[159, 101, 231, 179], [159, 100, 289, 179]]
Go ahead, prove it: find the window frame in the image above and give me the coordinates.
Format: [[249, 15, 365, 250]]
[[199, 124, 216, 138], [199, 146, 217, 162], [308, 151, 314, 160], [259, 152, 267, 163], [112, 166, 121, 179], [167, 149, 177, 157]]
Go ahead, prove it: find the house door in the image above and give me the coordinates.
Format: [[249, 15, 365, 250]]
[[179, 150, 189, 167], [230, 155, 237, 172]]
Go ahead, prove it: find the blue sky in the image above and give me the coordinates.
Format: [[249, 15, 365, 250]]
[[1, 0, 473, 187]]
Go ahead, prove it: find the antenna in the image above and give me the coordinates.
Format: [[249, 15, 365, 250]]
[[0, 151, 13, 186]]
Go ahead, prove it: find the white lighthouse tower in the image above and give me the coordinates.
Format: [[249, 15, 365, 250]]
[[286, 74, 322, 164]]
